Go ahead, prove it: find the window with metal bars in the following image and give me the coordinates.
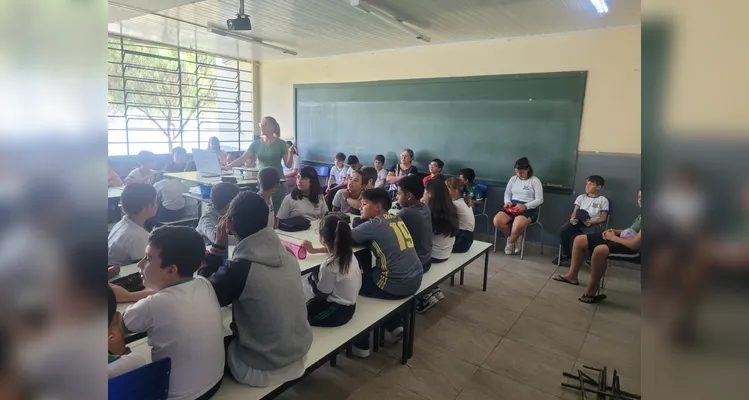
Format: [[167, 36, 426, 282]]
[[108, 35, 253, 156]]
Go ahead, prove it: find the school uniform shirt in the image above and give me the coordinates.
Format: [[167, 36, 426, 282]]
[[305, 256, 362, 306], [276, 193, 328, 221], [196, 205, 220, 245], [453, 199, 475, 232], [375, 168, 388, 188], [503, 175, 544, 209], [330, 165, 348, 185], [574, 194, 610, 221], [125, 167, 155, 183], [108, 216, 149, 265], [283, 154, 301, 176], [351, 213, 423, 296], [153, 178, 187, 210], [398, 204, 433, 268], [122, 277, 224, 400], [466, 184, 483, 202], [108, 352, 147, 379], [332, 190, 361, 213], [432, 234, 456, 260]]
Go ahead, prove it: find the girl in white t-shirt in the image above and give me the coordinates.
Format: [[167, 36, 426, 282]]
[[493, 157, 544, 255], [302, 215, 361, 327], [446, 178, 475, 253], [423, 179, 459, 263]]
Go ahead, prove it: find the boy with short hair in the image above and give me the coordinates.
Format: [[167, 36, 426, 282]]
[[397, 175, 433, 272], [333, 166, 378, 214], [351, 188, 423, 357], [199, 192, 312, 387], [165, 147, 188, 173], [108, 285, 146, 378], [345, 155, 362, 182], [459, 168, 483, 210], [422, 159, 444, 186], [124, 151, 157, 185], [108, 183, 157, 266], [197, 182, 240, 245], [374, 154, 388, 188], [258, 167, 281, 229], [122, 226, 225, 399], [325, 153, 351, 209], [552, 175, 610, 266]]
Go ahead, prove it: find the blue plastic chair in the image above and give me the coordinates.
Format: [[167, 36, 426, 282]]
[[314, 166, 330, 178], [109, 357, 171, 400]]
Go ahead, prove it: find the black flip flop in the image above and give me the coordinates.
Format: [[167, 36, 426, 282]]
[[578, 294, 607, 304], [552, 275, 579, 286]]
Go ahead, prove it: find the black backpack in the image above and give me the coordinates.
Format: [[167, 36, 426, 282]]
[[278, 216, 311, 232]]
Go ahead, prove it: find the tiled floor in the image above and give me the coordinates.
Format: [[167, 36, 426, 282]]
[[275, 247, 642, 400]]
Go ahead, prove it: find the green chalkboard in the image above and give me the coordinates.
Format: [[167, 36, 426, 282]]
[[294, 72, 587, 188]]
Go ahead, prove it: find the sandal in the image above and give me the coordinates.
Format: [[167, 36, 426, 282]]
[[552, 275, 579, 286], [578, 294, 607, 304]]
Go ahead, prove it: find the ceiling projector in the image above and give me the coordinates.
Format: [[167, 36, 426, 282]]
[[227, 14, 251, 30]]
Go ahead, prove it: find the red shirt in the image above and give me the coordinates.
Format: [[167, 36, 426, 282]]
[[422, 175, 433, 186]]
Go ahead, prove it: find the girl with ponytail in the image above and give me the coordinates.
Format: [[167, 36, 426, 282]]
[[301, 214, 362, 327], [446, 178, 476, 253]]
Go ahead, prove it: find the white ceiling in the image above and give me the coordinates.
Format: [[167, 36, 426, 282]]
[[108, 0, 641, 62]]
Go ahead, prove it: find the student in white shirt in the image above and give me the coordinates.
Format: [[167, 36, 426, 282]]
[[108, 183, 157, 267], [331, 167, 377, 214], [148, 172, 187, 222], [446, 178, 475, 253], [325, 152, 349, 209], [282, 141, 301, 189], [300, 215, 361, 327], [553, 175, 610, 265], [277, 166, 328, 221], [124, 151, 157, 185], [493, 157, 544, 255], [196, 182, 240, 245], [373, 154, 388, 188], [108, 285, 146, 379], [121, 226, 225, 400], [258, 167, 281, 229]]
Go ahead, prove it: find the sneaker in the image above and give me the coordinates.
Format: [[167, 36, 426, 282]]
[[504, 240, 515, 255], [351, 345, 370, 358], [384, 326, 404, 344], [416, 293, 439, 314], [552, 255, 571, 266], [514, 234, 523, 254], [431, 287, 445, 301]]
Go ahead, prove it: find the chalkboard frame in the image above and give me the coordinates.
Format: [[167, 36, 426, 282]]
[[293, 71, 587, 190]]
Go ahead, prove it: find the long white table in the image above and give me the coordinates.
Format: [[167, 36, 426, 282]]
[[164, 171, 257, 186]]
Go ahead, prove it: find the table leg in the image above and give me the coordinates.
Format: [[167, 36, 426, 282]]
[[408, 299, 416, 359], [482, 252, 489, 292], [460, 268, 465, 285], [401, 303, 410, 365], [450, 274, 455, 286]]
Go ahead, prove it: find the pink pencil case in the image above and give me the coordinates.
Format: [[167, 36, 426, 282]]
[[281, 240, 307, 259]]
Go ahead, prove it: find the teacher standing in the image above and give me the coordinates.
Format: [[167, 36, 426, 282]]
[[224, 116, 293, 210]]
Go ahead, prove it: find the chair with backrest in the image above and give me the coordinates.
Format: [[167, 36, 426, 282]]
[[556, 198, 613, 266], [108, 357, 171, 400], [473, 183, 490, 234], [493, 205, 544, 260]]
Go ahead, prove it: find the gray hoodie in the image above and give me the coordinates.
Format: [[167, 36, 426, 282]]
[[200, 228, 312, 377]]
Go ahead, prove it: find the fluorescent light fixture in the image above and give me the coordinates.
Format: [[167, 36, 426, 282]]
[[350, 0, 430, 43], [109, 2, 296, 56], [590, 0, 609, 14]]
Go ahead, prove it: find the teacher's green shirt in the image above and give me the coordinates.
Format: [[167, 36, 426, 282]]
[[249, 138, 289, 210], [249, 138, 287, 175]]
